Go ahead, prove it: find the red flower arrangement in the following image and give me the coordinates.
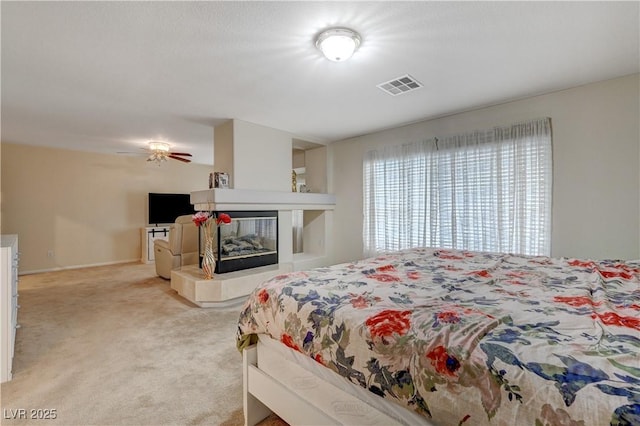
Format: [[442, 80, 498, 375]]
[[216, 213, 232, 225], [192, 211, 210, 227], [192, 211, 232, 228], [192, 211, 233, 279]]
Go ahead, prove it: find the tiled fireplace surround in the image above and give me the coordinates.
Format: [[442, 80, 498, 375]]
[[170, 119, 335, 307]]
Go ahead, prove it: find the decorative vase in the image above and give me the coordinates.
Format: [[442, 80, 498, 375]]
[[201, 237, 216, 280]]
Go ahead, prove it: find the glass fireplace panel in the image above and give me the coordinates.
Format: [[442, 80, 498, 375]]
[[200, 211, 279, 274], [218, 216, 277, 261]]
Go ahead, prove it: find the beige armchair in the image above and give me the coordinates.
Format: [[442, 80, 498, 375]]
[[154, 215, 199, 279]]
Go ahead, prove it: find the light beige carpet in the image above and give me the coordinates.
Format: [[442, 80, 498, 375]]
[[0, 262, 287, 426]]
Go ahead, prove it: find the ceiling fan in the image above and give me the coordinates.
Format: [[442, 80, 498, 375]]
[[146, 141, 192, 164], [119, 141, 192, 164]]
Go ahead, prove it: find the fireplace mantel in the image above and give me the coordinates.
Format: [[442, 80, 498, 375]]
[[191, 188, 336, 211]]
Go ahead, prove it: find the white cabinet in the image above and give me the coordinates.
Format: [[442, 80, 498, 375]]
[[141, 226, 170, 263], [1, 234, 19, 383]]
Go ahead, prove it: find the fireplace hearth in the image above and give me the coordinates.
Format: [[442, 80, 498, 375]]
[[200, 210, 278, 274]]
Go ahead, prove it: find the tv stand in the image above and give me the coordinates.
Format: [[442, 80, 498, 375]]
[[140, 225, 170, 264]]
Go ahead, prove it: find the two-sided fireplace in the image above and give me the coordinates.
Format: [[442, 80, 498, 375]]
[[200, 210, 278, 274]]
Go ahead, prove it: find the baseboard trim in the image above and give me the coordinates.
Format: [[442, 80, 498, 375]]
[[20, 258, 144, 275]]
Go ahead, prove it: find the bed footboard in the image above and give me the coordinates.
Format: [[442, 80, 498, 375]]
[[243, 344, 341, 425], [242, 344, 273, 426], [242, 342, 415, 426]]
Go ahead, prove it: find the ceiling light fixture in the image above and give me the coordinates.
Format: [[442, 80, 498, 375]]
[[315, 28, 361, 62], [149, 141, 170, 153], [148, 141, 170, 164]]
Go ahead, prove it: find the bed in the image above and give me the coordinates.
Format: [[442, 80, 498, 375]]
[[236, 247, 640, 425]]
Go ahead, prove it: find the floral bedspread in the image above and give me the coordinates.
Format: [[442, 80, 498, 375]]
[[236, 248, 640, 425]]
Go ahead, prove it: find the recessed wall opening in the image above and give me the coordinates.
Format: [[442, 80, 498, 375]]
[[292, 209, 328, 263]]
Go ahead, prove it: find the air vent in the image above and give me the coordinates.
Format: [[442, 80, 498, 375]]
[[377, 74, 423, 96]]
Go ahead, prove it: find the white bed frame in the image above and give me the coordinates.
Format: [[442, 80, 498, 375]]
[[242, 341, 434, 426]]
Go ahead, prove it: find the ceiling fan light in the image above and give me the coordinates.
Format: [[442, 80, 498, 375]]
[[149, 141, 169, 152], [316, 28, 361, 62]]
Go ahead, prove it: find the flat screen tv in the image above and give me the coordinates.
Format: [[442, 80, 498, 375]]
[[148, 193, 194, 225]]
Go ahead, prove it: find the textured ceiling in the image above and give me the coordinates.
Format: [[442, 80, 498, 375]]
[[2, 1, 639, 165]]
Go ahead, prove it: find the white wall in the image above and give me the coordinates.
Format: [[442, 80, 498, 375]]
[[292, 149, 305, 169], [304, 146, 327, 193], [232, 120, 292, 192], [214, 119, 326, 265], [328, 74, 640, 263], [1, 143, 213, 273], [213, 120, 234, 184]]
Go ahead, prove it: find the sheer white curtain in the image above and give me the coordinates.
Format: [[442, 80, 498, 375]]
[[363, 118, 552, 257]]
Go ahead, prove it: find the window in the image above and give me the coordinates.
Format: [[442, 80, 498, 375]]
[[363, 118, 552, 257]]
